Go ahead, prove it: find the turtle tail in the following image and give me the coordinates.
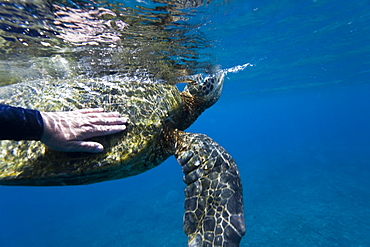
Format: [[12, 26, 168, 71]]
[[174, 130, 246, 247]]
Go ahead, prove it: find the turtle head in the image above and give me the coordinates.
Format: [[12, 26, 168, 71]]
[[176, 72, 225, 130], [184, 72, 225, 110]]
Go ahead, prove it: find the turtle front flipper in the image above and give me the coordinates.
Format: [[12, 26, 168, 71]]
[[174, 131, 245, 247]]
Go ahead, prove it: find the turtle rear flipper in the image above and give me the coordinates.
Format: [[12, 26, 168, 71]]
[[175, 131, 245, 247]]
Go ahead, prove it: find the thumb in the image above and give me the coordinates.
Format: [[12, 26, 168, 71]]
[[64, 141, 105, 153]]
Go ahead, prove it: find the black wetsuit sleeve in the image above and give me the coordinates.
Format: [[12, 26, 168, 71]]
[[0, 104, 44, 141]]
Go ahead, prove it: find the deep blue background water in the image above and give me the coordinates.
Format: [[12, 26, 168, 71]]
[[1, 0, 370, 246]]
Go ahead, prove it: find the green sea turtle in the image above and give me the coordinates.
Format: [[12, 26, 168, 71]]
[[0, 73, 245, 246]]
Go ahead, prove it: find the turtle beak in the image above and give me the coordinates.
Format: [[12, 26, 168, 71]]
[[212, 72, 225, 94]]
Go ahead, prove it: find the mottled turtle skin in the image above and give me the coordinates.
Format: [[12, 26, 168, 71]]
[[0, 74, 245, 246]]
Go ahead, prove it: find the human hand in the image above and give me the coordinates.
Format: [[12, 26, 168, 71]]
[[40, 108, 128, 153]]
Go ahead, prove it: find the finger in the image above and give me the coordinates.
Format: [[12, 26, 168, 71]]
[[64, 141, 105, 153], [82, 112, 125, 119], [89, 117, 129, 125], [80, 125, 127, 139]]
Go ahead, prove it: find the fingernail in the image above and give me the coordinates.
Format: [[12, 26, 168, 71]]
[[94, 145, 104, 153]]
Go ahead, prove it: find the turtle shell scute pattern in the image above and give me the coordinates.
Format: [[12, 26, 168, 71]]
[[0, 78, 182, 185]]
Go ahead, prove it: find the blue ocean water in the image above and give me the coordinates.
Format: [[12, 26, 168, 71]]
[[1, 0, 370, 246]]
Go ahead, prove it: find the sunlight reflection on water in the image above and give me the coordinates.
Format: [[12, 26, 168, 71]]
[[0, 0, 219, 85]]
